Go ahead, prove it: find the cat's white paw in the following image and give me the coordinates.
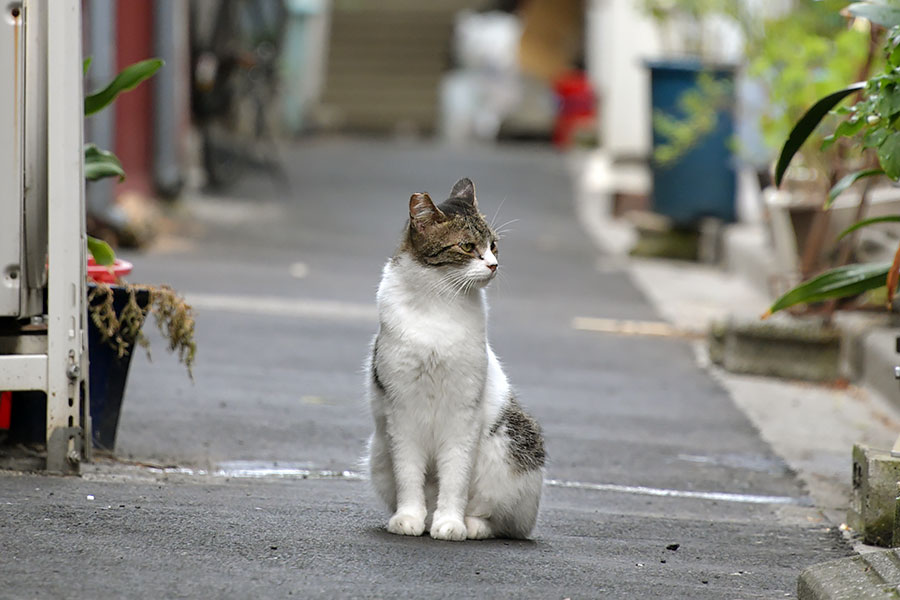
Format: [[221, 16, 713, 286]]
[[430, 516, 467, 541], [465, 516, 494, 540], [387, 513, 426, 536]]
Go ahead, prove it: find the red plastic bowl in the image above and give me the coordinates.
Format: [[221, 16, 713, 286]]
[[87, 257, 133, 284]]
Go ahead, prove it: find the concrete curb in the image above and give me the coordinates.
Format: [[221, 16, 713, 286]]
[[719, 223, 900, 600], [798, 550, 900, 599], [851, 326, 900, 408], [721, 215, 900, 410]]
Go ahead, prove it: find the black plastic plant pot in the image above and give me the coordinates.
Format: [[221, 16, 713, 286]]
[[88, 284, 151, 452]]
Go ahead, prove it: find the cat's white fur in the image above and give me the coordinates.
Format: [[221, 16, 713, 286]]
[[366, 247, 543, 541]]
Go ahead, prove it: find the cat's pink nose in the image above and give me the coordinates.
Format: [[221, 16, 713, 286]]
[[488, 264, 498, 273]]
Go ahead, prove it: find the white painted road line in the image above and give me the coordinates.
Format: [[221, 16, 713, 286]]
[[185, 292, 378, 322], [133, 462, 808, 506], [543, 478, 810, 506]]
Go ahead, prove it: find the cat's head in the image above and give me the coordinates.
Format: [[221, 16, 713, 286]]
[[404, 177, 499, 287]]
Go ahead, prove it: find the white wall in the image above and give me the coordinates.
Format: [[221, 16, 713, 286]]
[[587, 0, 663, 161]]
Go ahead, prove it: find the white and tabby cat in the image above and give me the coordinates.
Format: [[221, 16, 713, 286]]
[[366, 177, 545, 541]]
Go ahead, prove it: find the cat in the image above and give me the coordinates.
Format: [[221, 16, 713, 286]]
[[365, 177, 545, 541]]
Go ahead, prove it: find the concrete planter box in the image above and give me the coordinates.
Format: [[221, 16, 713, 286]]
[[764, 184, 900, 279], [709, 318, 841, 382]]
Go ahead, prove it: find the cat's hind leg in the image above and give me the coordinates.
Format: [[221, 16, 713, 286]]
[[464, 516, 494, 540], [466, 466, 542, 539], [466, 410, 545, 539]]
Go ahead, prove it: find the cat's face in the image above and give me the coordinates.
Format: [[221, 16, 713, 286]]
[[406, 178, 499, 288]]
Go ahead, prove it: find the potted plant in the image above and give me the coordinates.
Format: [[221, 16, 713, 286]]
[[4, 58, 195, 453], [748, 0, 880, 282], [82, 58, 196, 451], [764, 2, 900, 318]]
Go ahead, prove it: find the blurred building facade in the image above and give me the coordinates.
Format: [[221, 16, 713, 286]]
[[83, 0, 191, 237], [81, 0, 604, 218]]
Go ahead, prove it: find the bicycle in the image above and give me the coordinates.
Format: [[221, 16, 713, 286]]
[[190, 0, 290, 191]]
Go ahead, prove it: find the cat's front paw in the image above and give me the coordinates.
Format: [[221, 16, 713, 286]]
[[430, 516, 467, 541], [387, 512, 426, 536]]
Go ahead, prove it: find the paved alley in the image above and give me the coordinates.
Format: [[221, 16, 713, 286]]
[[2, 140, 850, 599]]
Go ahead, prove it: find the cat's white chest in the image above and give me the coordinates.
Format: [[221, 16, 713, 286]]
[[382, 305, 486, 397], [376, 262, 489, 409]]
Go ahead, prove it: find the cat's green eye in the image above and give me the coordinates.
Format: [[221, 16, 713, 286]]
[[490, 240, 497, 254], [458, 242, 475, 253]]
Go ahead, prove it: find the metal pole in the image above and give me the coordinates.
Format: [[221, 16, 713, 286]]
[[46, 0, 88, 473], [153, 0, 186, 197], [85, 0, 117, 222]]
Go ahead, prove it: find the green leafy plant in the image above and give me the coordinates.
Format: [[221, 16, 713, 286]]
[[750, 1, 873, 184], [84, 58, 162, 266], [765, 2, 900, 316], [82, 58, 196, 377], [643, 0, 872, 173]]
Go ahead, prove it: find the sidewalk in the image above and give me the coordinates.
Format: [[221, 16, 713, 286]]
[[572, 149, 900, 599]]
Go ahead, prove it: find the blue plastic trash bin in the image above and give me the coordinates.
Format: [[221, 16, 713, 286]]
[[646, 59, 737, 226]]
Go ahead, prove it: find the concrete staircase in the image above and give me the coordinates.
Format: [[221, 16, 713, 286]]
[[319, 0, 483, 134]]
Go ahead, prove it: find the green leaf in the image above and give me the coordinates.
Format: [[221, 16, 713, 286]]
[[84, 58, 163, 116], [837, 215, 900, 240], [825, 168, 884, 208], [865, 126, 890, 148], [83, 144, 125, 181], [891, 42, 900, 68], [890, 33, 900, 67], [764, 262, 890, 316], [87, 236, 116, 266], [821, 116, 866, 150], [775, 82, 866, 187], [847, 3, 900, 29], [83, 57, 92, 76], [877, 84, 900, 121], [878, 131, 900, 179]]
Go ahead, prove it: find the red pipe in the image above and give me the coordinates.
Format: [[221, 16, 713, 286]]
[[0, 391, 12, 429], [113, 0, 155, 197]]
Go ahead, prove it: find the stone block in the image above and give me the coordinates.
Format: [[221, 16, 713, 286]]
[[709, 317, 841, 382], [849, 444, 900, 547], [798, 550, 900, 599], [629, 228, 699, 261]]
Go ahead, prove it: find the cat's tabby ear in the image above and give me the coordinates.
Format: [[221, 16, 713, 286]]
[[450, 177, 477, 210], [409, 192, 446, 232]]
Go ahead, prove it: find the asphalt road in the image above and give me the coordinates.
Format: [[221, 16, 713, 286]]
[[1, 139, 850, 598]]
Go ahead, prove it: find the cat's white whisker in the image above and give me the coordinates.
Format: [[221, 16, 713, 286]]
[[494, 218, 520, 232], [489, 197, 507, 228], [433, 272, 469, 300], [494, 225, 518, 240]]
